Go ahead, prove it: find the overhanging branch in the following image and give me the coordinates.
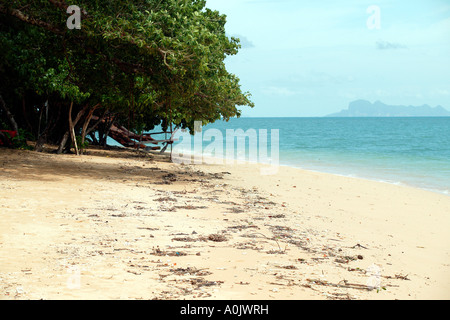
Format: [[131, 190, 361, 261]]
[[0, 5, 66, 35]]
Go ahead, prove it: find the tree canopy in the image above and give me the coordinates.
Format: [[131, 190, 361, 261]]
[[0, 0, 254, 152]]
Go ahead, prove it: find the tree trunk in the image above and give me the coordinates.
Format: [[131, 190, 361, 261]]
[[35, 133, 47, 152], [80, 104, 99, 154], [56, 102, 89, 154], [56, 131, 70, 154], [98, 115, 115, 147], [0, 94, 19, 133], [102, 119, 114, 147], [86, 110, 107, 137], [68, 101, 79, 155], [88, 132, 98, 144]]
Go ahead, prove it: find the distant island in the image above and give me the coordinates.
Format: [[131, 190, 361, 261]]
[[326, 100, 450, 117]]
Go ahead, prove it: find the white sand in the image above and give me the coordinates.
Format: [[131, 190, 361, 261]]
[[1, 148, 449, 300]]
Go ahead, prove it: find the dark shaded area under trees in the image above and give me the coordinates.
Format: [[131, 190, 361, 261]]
[[0, 0, 253, 154]]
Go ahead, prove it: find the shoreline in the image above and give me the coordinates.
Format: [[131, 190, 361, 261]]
[[1, 147, 449, 300], [167, 148, 450, 197], [278, 163, 450, 197]]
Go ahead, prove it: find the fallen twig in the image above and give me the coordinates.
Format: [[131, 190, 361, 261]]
[[307, 278, 372, 291], [248, 232, 285, 253], [350, 243, 369, 249]]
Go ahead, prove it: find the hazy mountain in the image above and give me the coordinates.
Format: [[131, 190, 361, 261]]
[[326, 100, 450, 117]]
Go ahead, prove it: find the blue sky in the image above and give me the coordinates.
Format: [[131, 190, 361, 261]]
[[205, 0, 450, 117]]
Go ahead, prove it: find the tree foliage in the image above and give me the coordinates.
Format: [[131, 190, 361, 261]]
[[0, 0, 254, 151]]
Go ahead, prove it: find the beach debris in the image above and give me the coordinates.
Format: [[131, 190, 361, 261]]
[[158, 205, 177, 212], [326, 292, 353, 300], [151, 246, 187, 257], [127, 270, 142, 275], [189, 278, 224, 288], [207, 233, 227, 242], [154, 197, 177, 202], [220, 200, 239, 206], [269, 225, 295, 240], [350, 243, 369, 249], [276, 265, 297, 270], [306, 278, 372, 291], [111, 213, 127, 217], [227, 224, 259, 232], [15, 286, 25, 295], [172, 190, 188, 195], [286, 238, 309, 249], [137, 227, 159, 231], [268, 214, 285, 218], [246, 232, 287, 253], [335, 258, 349, 264], [234, 241, 263, 251], [382, 273, 410, 281], [334, 255, 364, 264], [170, 232, 228, 243], [163, 173, 177, 182], [169, 267, 212, 277], [174, 205, 207, 210], [266, 249, 287, 255], [171, 236, 197, 242]]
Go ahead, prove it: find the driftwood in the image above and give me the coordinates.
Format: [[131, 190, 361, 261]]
[[306, 279, 374, 291]]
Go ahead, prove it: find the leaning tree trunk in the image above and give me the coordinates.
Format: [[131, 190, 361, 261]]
[[85, 110, 107, 141], [56, 102, 89, 154], [99, 116, 115, 147], [68, 101, 79, 155], [56, 131, 70, 154], [80, 104, 99, 154], [0, 94, 19, 133]]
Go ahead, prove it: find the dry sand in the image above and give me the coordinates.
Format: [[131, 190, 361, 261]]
[[0, 147, 449, 300]]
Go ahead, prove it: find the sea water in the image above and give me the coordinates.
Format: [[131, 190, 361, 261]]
[[118, 117, 449, 195], [193, 117, 450, 195]]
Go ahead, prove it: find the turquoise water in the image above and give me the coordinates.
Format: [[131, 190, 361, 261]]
[[115, 117, 450, 195], [178, 117, 450, 195]]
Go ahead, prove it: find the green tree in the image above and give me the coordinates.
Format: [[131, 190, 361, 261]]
[[0, 0, 254, 152]]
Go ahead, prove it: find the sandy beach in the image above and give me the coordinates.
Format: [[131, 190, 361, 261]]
[[0, 147, 449, 300]]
